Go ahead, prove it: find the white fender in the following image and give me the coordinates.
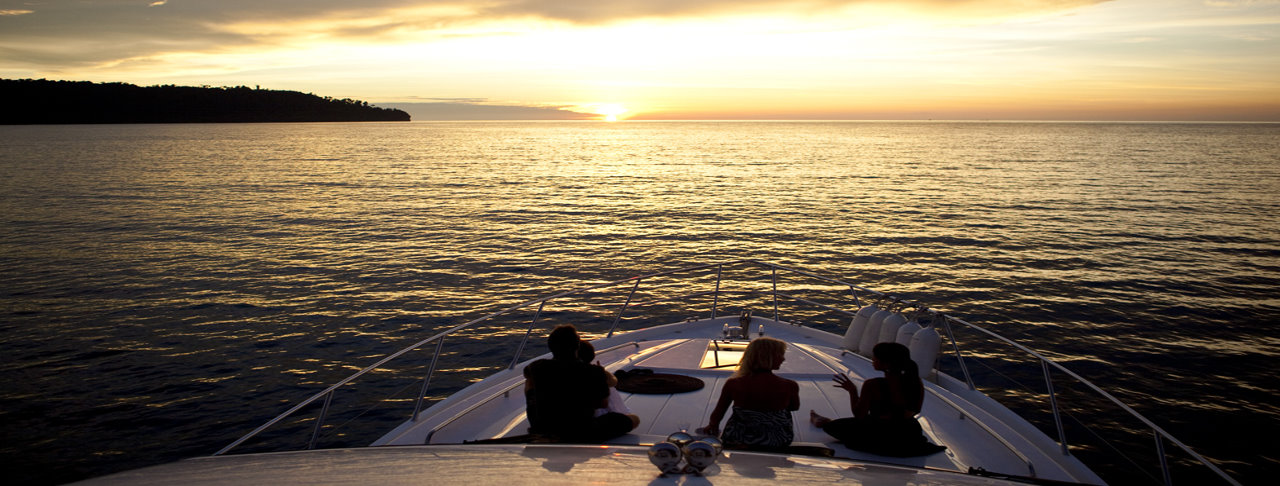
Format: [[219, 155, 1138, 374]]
[[858, 308, 893, 356], [909, 326, 941, 378], [895, 319, 922, 346], [842, 304, 879, 351], [878, 313, 907, 344]]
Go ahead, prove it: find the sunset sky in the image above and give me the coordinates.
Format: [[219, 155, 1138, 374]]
[[1, 0, 1277, 120]]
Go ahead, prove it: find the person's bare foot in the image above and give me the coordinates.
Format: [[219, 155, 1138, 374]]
[[809, 410, 830, 427]]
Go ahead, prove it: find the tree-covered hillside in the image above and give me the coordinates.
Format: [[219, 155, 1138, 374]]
[[1, 79, 410, 124]]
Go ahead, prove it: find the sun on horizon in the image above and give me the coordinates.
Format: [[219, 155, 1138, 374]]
[[595, 104, 628, 122]]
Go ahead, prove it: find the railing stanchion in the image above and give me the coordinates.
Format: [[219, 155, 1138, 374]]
[[771, 266, 779, 322], [509, 301, 546, 370], [412, 336, 447, 423], [711, 265, 722, 319], [1155, 429, 1173, 486], [308, 389, 335, 450], [607, 279, 640, 338], [939, 314, 976, 390], [1042, 359, 1069, 455]]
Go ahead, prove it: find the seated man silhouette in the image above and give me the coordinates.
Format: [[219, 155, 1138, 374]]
[[523, 324, 637, 442]]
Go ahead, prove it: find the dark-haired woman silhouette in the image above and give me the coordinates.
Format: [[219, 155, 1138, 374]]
[[809, 342, 945, 456]]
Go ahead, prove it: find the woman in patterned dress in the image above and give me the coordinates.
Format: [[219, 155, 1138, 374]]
[[700, 337, 800, 448]]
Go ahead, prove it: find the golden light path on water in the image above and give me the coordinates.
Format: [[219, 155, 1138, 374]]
[[0, 121, 1277, 485]]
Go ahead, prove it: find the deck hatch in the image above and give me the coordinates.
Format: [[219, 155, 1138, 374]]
[[699, 340, 748, 369]]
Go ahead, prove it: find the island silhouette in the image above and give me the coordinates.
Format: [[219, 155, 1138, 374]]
[[1, 79, 410, 124]]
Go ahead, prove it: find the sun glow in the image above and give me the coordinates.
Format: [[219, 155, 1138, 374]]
[[5, 1, 1276, 121], [595, 103, 628, 122]]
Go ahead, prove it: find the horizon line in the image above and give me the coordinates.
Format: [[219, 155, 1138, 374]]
[[396, 119, 1280, 123]]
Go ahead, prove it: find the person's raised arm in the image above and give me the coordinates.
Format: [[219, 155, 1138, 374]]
[[853, 380, 877, 418], [833, 373, 860, 416]]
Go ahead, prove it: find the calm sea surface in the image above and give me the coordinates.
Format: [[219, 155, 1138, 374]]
[[1, 121, 1277, 484]]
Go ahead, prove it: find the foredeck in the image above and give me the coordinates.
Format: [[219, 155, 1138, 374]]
[[595, 338, 962, 472], [376, 317, 1096, 483]]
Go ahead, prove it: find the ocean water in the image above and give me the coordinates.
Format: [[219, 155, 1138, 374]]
[[0, 121, 1276, 485]]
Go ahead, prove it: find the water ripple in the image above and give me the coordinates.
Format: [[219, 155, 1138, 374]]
[[1, 121, 1277, 484]]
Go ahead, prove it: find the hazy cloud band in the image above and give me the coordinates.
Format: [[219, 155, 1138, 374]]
[[0, 1, 1104, 68]]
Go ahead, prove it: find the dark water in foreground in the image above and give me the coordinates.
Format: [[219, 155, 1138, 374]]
[[0, 121, 1276, 485]]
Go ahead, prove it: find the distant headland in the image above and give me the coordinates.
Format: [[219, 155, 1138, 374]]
[[1, 79, 410, 124]]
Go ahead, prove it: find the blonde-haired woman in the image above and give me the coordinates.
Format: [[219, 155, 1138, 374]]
[[700, 337, 800, 448]]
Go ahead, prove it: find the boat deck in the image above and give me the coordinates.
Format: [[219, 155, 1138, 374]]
[[376, 317, 1096, 483]]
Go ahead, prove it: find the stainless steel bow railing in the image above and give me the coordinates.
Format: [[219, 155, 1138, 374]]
[[213, 260, 1240, 486]]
